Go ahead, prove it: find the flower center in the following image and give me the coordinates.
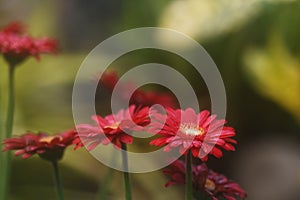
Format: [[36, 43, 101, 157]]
[[205, 179, 216, 191], [105, 121, 120, 130], [179, 123, 205, 136], [40, 136, 62, 143]]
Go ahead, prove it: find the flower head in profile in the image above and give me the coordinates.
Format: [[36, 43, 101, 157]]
[[0, 22, 58, 66], [75, 105, 151, 150], [164, 160, 246, 200], [2, 130, 77, 162], [150, 108, 237, 161]]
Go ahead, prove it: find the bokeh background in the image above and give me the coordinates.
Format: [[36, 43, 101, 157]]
[[0, 0, 300, 200]]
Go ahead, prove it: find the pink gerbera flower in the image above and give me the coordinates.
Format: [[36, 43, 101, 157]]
[[150, 108, 237, 161], [2, 130, 77, 161], [75, 105, 151, 150], [0, 22, 58, 66], [164, 160, 247, 200]]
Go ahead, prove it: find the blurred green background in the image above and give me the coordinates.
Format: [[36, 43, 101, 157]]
[[0, 0, 300, 200]]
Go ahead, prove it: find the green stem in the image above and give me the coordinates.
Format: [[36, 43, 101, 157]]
[[0, 69, 3, 144], [186, 150, 192, 200], [5, 64, 15, 143], [0, 78, 4, 199], [121, 143, 132, 200], [52, 161, 64, 200], [0, 64, 15, 200]]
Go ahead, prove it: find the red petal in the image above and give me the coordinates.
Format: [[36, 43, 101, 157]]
[[120, 134, 133, 144], [211, 147, 223, 158]]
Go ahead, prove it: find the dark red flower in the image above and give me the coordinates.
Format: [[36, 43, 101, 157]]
[[1, 22, 25, 35], [164, 160, 246, 200], [130, 89, 177, 108], [99, 70, 119, 92], [150, 108, 237, 161], [0, 22, 58, 65], [203, 168, 247, 200], [163, 160, 186, 187], [98, 70, 177, 108], [75, 105, 151, 150], [2, 130, 77, 161]]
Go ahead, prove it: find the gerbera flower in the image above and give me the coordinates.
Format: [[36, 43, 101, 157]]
[[164, 160, 246, 200], [2, 130, 77, 161], [130, 89, 177, 108], [1, 21, 25, 35], [98, 70, 177, 108], [75, 105, 151, 150], [201, 167, 247, 200], [98, 70, 120, 92], [163, 160, 186, 187], [150, 108, 237, 161], [0, 22, 58, 66]]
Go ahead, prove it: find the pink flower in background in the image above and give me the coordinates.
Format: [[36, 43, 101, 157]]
[[150, 108, 237, 161]]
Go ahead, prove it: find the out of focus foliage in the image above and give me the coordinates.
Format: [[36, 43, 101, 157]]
[[244, 36, 300, 122]]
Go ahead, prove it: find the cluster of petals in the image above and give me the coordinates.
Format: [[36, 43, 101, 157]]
[[74, 105, 151, 150], [150, 108, 237, 161], [98, 70, 177, 108], [2, 130, 77, 161], [164, 160, 246, 200], [0, 22, 58, 63]]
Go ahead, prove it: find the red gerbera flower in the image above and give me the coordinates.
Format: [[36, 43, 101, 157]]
[[98, 70, 177, 108], [0, 22, 58, 66], [202, 167, 247, 200], [99, 70, 120, 92], [130, 89, 177, 108], [1, 21, 25, 35], [150, 108, 237, 161], [164, 160, 247, 200], [163, 160, 186, 187], [2, 130, 77, 161], [75, 105, 151, 150]]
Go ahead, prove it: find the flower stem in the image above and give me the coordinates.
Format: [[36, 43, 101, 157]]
[[0, 64, 15, 200], [121, 143, 132, 200], [52, 161, 64, 200], [0, 94, 4, 198], [186, 150, 193, 200], [5, 64, 15, 150]]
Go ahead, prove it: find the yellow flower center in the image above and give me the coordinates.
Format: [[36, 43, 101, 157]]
[[205, 179, 216, 191], [179, 123, 205, 136], [104, 121, 120, 130], [40, 136, 62, 143]]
